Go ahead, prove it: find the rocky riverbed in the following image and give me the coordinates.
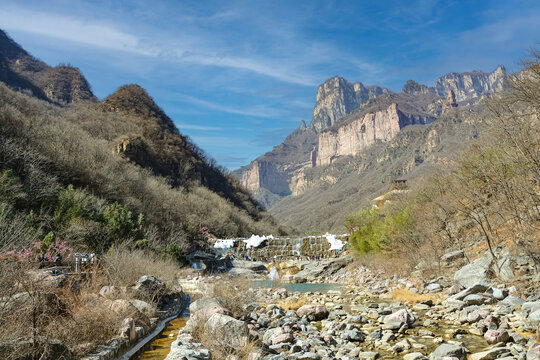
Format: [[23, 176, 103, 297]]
[[167, 259, 540, 360]]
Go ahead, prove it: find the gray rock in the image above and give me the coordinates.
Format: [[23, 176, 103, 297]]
[[425, 283, 442, 293], [527, 344, 540, 360], [463, 294, 488, 305], [430, 343, 467, 360], [297, 305, 329, 321], [358, 351, 379, 359], [404, 352, 427, 360], [454, 252, 493, 288], [189, 298, 222, 313], [287, 352, 321, 360], [203, 313, 248, 348], [469, 347, 507, 360], [383, 309, 416, 329], [489, 288, 508, 300], [341, 328, 365, 342], [529, 309, 540, 322], [501, 295, 526, 307], [484, 329, 510, 344], [522, 301, 540, 315], [451, 282, 489, 301], [494, 256, 515, 282], [442, 249, 465, 263]]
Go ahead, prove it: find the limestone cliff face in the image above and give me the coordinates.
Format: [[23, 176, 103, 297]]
[[315, 104, 434, 166], [311, 76, 389, 132], [240, 160, 293, 196], [237, 67, 507, 209], [435, 65, 506, 101]]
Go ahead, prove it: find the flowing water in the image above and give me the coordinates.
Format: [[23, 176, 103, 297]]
[[134, 316, 187, 360]]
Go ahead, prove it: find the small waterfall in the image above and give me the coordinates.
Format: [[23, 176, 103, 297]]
[[269, 267, 279, 281]]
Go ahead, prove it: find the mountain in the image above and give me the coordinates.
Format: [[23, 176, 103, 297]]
[[236, 65, 507, 231], [0, 29, 96, 104], [0, 29, 281, 252]]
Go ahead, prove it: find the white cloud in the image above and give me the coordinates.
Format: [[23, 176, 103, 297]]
[[175, 93, 287, 119], [176, 123, 224, 131], [0, 6, 155, 55]]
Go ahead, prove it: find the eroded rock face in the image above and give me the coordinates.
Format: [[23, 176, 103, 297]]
[[435, 65, 506, 102], [315, 103, 433, 166], [311, 76, 389, 132]]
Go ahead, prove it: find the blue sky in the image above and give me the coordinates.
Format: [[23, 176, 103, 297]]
[[1, 0, 539, 169]]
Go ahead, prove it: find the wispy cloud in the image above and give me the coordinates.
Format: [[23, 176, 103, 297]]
[[176, 123, 224, 131], [0, 6, 154, 55], [175, 93, 287, 119]]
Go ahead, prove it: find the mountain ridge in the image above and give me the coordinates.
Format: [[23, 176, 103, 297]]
[[236, 65, 507, 215]]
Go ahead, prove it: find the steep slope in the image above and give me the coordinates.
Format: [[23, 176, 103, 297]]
[[0, 31, 282, 253], [271, 107, 483, 231], [237, 66, 506, 216], [0, 29, 96, 104]]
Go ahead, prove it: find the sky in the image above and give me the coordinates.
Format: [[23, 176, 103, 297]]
[[1, 0, 539, 170]]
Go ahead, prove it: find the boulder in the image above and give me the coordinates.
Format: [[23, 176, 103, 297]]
[[189, 298, 223, 313], [183, 306, 231, 333], [529, 309, 540, 322], [165, 339, 210, 360], [484, 329, 510, 344], [129, 299, 156, 317], [383, 309, 416, 329], [296, 305, 329, 321], [450, 282, 489, 301], [454, 252, 493, 288], [527, 344, 540, 360], [501, 295, 526, 307], [131, 275, 166, 301], [203, 313, 249, 349], [425, 283, 442, 293], [430, 343, 467, 360], [404, 352, 427, 360], [470, 347, 507, 360], [494, 256, 515, 282]]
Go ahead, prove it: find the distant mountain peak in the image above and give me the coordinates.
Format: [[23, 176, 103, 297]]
[[310, 76, 390, 132]]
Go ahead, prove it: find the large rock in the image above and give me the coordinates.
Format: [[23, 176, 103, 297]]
[[430, 343, 467, 360], [189, 298, 223, 313], [527, 344, 540, 360], [165, 336, 210, 360], [484, 329, 510, 344], [183, 306, 231, 333], [131, 275, 166, 301], [470, 347, 507, 360], [383, 309, 416, 329], [454, 252, 493, 288], [450, 282, 489, 301], [297, 305, 329, 320], [203, 313, 249, 349]]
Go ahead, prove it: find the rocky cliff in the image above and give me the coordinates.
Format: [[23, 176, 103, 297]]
[[237, 66, 506, 210], [0, 29, 96, 104], [311, 76, 390, 132], [315, 103, 434, 166], [435, 65, 506, 101]]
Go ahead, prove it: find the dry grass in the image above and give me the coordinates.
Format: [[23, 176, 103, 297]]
[[209, 276, 255, 318], [101, 246, 180, 287], [391, 288, 443, 304], [264, 295, 307, 311]]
